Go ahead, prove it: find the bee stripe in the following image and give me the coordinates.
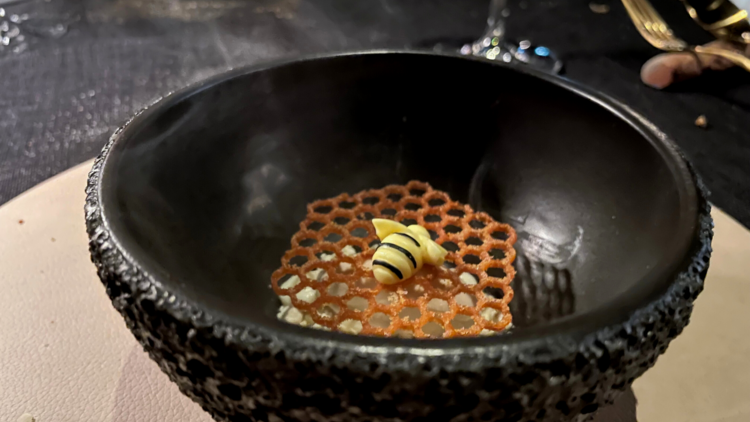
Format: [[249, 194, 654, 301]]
[[372, 260, 403, 280], [377, 243, 417, 268], [394, 232, 421, 247]]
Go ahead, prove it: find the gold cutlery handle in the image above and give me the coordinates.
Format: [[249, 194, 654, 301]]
[[693, 45, 750, 72]]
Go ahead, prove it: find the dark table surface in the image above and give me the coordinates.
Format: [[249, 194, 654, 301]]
[[1, 0, 749, 231]]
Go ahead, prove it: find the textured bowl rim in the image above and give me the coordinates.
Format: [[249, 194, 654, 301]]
[[87, 50, 708, 366]]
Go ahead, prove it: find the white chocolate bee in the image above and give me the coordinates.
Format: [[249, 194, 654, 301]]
[[371, 219, 448, 284]]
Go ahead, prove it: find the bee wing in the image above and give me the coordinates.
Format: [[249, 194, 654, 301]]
[[406, 224, 447, 266], [406, 224, 430, 239], [372, 218, 409, 240], [423, 238, 449, 266]]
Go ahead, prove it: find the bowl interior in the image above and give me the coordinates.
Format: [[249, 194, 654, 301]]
[[100, 52, 696, 342]]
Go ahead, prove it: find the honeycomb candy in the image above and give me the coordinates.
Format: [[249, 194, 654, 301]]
[[271, 181, 517, 338]]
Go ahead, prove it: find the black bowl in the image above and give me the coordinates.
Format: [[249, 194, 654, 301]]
[[86, 52, 712, 422]]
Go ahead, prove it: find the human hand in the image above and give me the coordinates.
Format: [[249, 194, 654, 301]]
[[640, 41, 750, 89]]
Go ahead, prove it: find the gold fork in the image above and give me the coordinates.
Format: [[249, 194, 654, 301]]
[[621, 0, 750, 72]]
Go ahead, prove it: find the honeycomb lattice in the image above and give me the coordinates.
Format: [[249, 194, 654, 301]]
[[271, 181, 517, 338]]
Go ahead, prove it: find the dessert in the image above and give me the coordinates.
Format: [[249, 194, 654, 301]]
[[271, 181, 517, 338]]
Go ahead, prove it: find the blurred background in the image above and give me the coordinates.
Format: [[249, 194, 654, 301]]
[[1, 0, 749, 231]]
